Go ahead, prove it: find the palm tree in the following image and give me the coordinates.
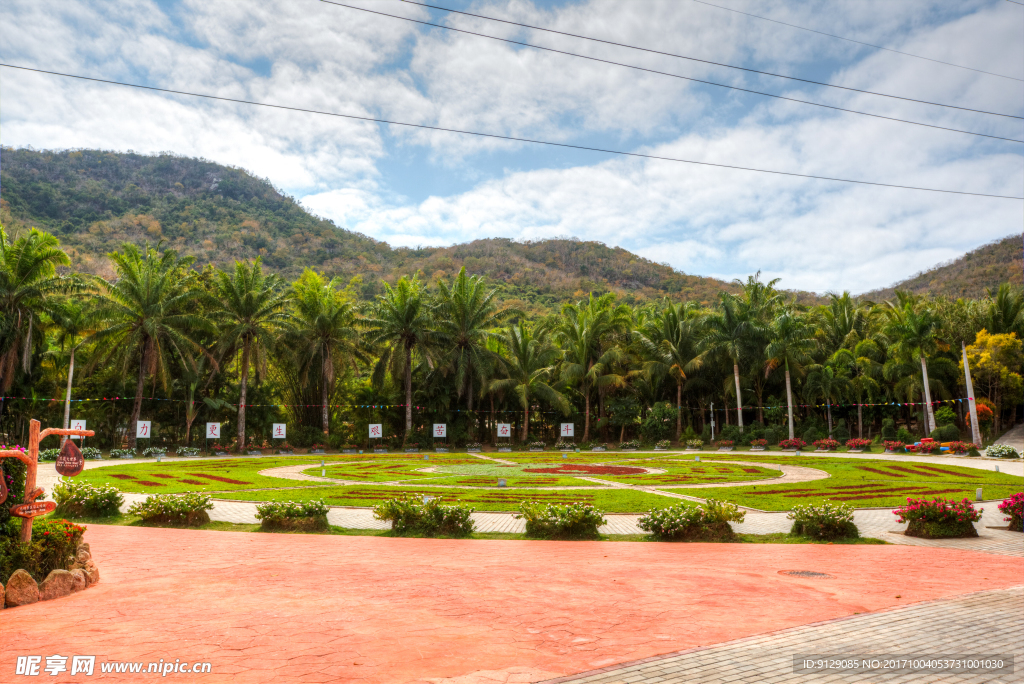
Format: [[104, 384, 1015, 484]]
[[984, 283, 1024, 338], [89, 244, 210, 449], [883, 301, 941, 434], [210, 258, 292, 449], [554, 292, 632, 441], [831, 340, 883, 439], [816, 291, 870, 356], [46, 298, 93, 443], [700, 298, 754, 432], [803, 363, 851, 438], [432, 267, 520, 429], [361, 276, 433, 441], [0, 227, 76, 394], [765, 311, 815, 440], [491, 321, 570, 440], [634, 299, 701, 439], [288, 270, 364, 439]]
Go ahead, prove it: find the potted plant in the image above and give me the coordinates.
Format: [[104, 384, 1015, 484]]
[[813, 438, 839, 452], [714, 440, 734, 451], [554, 440, 574, 451], [779, 438, 805, 451], [434, 443, 450, 453], [749, 438, 768, 451], [276, 441, 294, 455], [654, 439, 671, 451], [465, 442, 483, 451], [309, 443, 326, 455], [374, 443, 389, 454], [883, 440, 905, 454], [618, 440, 640, 451], [591, 443, 607, 452], [844, 438, 871, 453], [685, 439, 703, 451], [341, 444, 359, 454], [404, 442, 421, 453], [915, 439, 941, 455], [528, 441, 546, 452]]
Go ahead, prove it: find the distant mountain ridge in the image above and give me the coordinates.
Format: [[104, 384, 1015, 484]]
[[861, 235, 1022, 301], [0, 147, 1016, 311]]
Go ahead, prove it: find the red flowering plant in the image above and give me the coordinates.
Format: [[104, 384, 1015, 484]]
[[949, 441, 978, 454], [749, 438, 768, 447], [845, 438, 871, 450], [916, 440, 941, 455], [894, 497, 982, 539], [714, 440, 734, 448], [883, 440, 905, 452], [813, 438, 839, 451], [998, 493, 1023, 532], [779, 438, 806, 450]]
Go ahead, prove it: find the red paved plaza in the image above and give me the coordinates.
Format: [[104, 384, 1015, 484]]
[[3, 525, 1022, 683]]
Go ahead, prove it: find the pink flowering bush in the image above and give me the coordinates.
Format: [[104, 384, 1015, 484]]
[[894, 497, 982, 539], [997, 493, 1023, 532], [749, 438, 768, 447], [813, 438, 839, 451], [714, 440, 734, 448], [779, 438, 805, 450], [883, 440, 905, 452], [845, 438, 871, 450], [948, 441, 978, 455], [914, 439, 941, 455]]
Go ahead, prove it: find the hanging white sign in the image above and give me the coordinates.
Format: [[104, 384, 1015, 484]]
[[136, 421, 152, 438], [206, 422, 221, 439], [433, 424, 447, 438], [272, 423, 287, 439], [70, 419, 86, 439], [560, 423, 575, 437], [497, 423, 512, 438], [368, 423, 383, 439]]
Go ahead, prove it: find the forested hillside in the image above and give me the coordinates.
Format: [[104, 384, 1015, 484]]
[[863, 235, 1022, 301], [0, 147, 763, 312]]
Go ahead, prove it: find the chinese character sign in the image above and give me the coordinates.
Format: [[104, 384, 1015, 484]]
[[136, 421, 151, 438], [206, 422, 221, 439], [70, 419, 86, 439], [561, 423, 574, 437], [433, 424, 447, 438], [273, 423, 287, 439], [497, 423, 511, 438], [368, 423, 382, 439]]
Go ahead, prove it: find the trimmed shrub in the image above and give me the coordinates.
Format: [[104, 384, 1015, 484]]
[[930, 424, 959, 442], [788, 501, 858, 540], [714, 440, 734, 448], [802, 427, 820, 443], [514, 501, 606, 539], [638, 499, 745, 541], [894, 497, 982, 539], [127, 493, 213, 527], [934, 406, 957, 426], [53, 479, 124, 518], [255, 500, 330, 531], [896, 427, 915, 444], [1, 518, 86, 583], [372, 496, 475, 537], [749, 438, 768, 448], [987, 444, 1021, 459], [998, 493, 1023, 532], [880, 418, 897, 441], [39, 448, 60, 462], [527, 441, 546, 450], [833, 420, 851, 443], [779, 438, 806, 450]]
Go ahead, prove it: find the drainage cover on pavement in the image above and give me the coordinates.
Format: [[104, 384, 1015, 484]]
[[779, 570, 834, 579]]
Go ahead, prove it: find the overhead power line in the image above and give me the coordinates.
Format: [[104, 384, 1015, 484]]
[[323, 1, 1023, 144], [397, 0, 1022, 119], [691, 0, 1024, 82], [1, 63, 1020, 200]]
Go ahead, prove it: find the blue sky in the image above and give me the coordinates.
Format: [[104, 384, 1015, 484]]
[[1, 0, 1021, 292]]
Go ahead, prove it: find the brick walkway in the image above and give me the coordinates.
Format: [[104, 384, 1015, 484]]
[[541, 586, 1024, 684]]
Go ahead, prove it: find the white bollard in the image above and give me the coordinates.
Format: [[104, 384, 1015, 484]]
[[976, 488, 983, 501]]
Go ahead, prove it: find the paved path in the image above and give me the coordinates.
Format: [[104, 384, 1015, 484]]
[[3, 526, 1022, 684], [995, 422, 1024, 453], [542, 586, 1024, 684]]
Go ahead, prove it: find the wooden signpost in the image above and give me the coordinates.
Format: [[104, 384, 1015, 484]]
[[0, 419, 94, 542], [55, 439, 85, 477]]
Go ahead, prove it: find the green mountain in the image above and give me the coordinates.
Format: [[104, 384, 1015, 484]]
[[0, 147, 756, 312], [862, 235, 1022, 301]]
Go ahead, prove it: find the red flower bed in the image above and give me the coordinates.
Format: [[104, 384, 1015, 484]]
[[152, 473, 177, 479], [523, 464, 647, 475], [179, 479, 207, 485], [912, 465, 980, 479], [134, 480, 166, 487], [109, 473, 136, 480], [187, 473, 253, 485], [856, 466, 906, 477]]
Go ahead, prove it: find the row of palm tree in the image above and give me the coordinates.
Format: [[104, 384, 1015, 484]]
[[0, 226, 1021, 448]]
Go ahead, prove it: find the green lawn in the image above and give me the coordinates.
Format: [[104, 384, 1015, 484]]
[[585, 459, 782, 485], [214, 484, 677, 512], [75, 457, 346, 493], [675, 454, 1024, 510]]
